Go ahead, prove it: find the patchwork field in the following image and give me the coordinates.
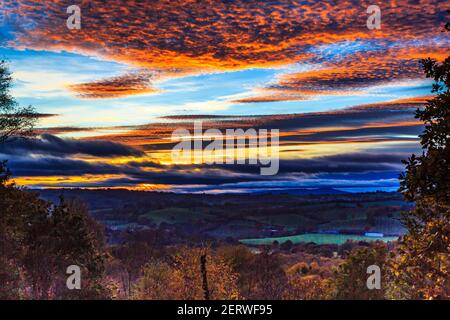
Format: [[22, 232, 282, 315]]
[[240, 233, 399, 246]]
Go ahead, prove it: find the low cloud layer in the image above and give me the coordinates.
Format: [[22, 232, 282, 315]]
[[69, 72, 157, 99], [0, 134, 145, 157], [0, 98, 425, 190]]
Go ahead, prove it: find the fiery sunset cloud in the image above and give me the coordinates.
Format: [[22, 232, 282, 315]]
[[2, 0, 447, 98], [236, 46, 449, 102], [69, 72, 157, 98], [0, 0, 448, 191]]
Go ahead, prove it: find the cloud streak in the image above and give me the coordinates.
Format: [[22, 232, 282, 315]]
[[69, 72, 157, 98], [0, 134, 145, 157], [0, 97, 425, 189]]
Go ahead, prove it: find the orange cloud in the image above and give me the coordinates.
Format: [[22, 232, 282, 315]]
[[263, 46, 449, 100], [348, 95, 434, 111], [69, 72, 157, 98], [74, 95, 424, 156], [232, 94, 308, 103]]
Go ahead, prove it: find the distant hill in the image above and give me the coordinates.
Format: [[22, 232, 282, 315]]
[[29, 188, 410, 241], [253, 187, 349, 195]]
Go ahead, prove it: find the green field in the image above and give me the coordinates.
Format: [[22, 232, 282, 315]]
[[240, 233, 398, 245], [246, 214, 318, 231]]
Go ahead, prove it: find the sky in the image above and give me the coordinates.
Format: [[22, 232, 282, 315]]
[[0, 0, 448, 193]]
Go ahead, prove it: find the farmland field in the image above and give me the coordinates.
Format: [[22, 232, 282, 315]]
[[240, 233, 399, 245]]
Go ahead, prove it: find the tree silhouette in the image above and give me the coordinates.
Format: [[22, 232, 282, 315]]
[[395, 18, 450, 299], [0, 174, 110, 299], [0, 60, 36, 142]]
